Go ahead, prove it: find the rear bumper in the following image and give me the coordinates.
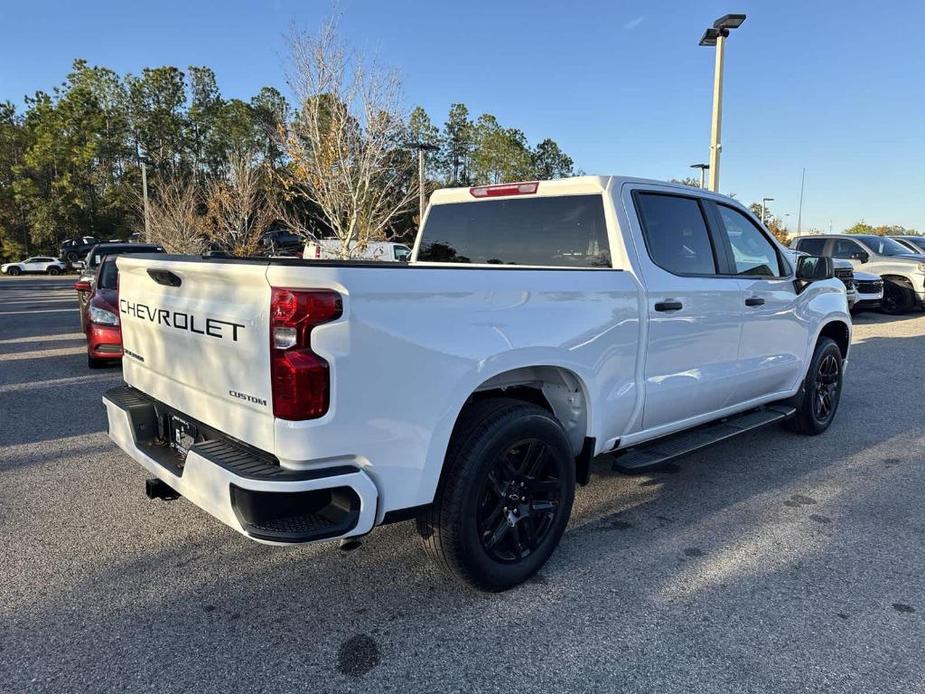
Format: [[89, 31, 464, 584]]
[[103, 385, 378, 544]]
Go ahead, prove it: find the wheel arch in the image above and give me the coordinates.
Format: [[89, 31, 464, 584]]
[[420, 362, 595, 507], [817, 319, 851, 359]]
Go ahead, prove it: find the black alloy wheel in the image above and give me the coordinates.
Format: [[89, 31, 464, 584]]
[[812, 353, 840, 423], [478, 439, 562, 563]]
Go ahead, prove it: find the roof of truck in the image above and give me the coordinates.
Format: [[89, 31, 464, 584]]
[[428, 175, 714, 205]]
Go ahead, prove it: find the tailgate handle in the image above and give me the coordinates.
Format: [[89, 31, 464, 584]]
[[147, 269, 182, 287]]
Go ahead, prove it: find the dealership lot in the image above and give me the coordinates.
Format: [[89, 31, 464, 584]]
[[2, 276, 924, 693]]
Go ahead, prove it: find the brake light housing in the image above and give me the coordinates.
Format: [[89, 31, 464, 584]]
[[269, 288, 342, 420], [469, 181, 539, 198]]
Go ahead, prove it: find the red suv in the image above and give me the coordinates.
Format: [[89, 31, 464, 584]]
[[80, 257, 123, 368]]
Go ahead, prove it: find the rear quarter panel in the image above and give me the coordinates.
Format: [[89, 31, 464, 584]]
[[265, 264, 642, 517]]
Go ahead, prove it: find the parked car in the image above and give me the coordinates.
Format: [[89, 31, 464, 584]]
[[891, 235, 925, 254], [303, 239, 412, 262], [104, 176, 850, 591], [60, 236, 102, 265], [852, 270, 884, 312], [261, 228, 305, 256], [74, 243, 164, 329], [83, 256, 122, 368], [790, 234, 925, 314], [832, 259, 858, 310], [1, 256, 66, 276]]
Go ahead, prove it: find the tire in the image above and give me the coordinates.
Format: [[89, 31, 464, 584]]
[[788, 337, 843, 435], [66, 251, 79, 264], [47, 266, 61, 276], [88, 355, 108, 369], [7, 266, 21, 277], [417, 398, 576, 592], [880, 278, 914, 315]]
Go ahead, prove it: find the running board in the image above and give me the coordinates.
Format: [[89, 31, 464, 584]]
[[611, 405, 796, 474]]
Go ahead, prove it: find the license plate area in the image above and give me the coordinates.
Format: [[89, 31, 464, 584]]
[[169, 414, 199, 458]]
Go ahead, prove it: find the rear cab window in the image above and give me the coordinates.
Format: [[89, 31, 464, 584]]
[[417, 194, 611, 267]]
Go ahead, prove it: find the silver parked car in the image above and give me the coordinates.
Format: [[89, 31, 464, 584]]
[[791, 234, 925, 314]]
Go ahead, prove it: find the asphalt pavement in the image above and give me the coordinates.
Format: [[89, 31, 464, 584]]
[[1, 275, 923, 693]]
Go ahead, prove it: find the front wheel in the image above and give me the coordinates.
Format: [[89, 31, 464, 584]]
[[417, 398, 575, 592], [47, 266, 61, 276], [881, 278, 914, 315], [7, 266, 21, 276], [788, 337, 843, 435]]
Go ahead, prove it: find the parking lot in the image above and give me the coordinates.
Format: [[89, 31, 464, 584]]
[[2, 275, 924, 693]]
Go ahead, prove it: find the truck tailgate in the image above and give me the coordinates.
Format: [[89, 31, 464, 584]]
[[116, 256, 275, 451]]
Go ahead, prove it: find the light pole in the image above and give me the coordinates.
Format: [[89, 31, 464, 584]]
[[690, 163, 709, 189], [141, 161, 151, 242], [699, 13, 747, 192], [408, 142, 439, 225], [761, 197, 774, 224]]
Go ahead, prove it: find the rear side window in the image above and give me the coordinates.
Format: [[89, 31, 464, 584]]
[[795, 237, 827, 255], [98, 260, 118, 289], [635, 193, 716, 275], [716, 205, 783, 277], [417, 195, 610, 267]]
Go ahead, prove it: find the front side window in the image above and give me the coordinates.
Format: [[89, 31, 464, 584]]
[[393, 245, 411, 261], [635, 193, 716, 275], [717, 205, 782, 277], [417, 194, 610, 267], [832, 239, 865, 259]]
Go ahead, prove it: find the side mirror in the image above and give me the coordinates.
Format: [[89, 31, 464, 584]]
[[795, 255, 834, 283], [74, 280, 91, 292], [851, 250, 869, 263]]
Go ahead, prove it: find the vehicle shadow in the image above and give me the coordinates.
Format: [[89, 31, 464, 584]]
[[3, 334, 924, 691]]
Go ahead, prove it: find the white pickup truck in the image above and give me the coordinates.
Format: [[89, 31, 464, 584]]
[[104, 176, 851, 591]]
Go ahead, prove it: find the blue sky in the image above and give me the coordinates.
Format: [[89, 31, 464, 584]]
[[2, 0, 923, 232]]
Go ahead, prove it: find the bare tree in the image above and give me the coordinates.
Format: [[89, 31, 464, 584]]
[[203, 152, 275, 256], [143, 177, 207, 254], [280, 18, 417, 258]]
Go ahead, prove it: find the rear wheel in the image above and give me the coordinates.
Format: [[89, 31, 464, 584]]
[[7, 266, 21, 276], [788, 337, 843, 435], [417, 398, 575, 591], [881, 278, 914, 315]]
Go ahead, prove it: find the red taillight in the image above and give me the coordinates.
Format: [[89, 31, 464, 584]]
[[313, 245, 321, 258], [270, 288, 342, 420], [469, 181, 539, 198]]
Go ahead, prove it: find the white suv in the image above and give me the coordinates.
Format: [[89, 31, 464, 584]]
[[1, 256, 66, 276]]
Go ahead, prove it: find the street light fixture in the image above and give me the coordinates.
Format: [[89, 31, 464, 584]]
[[407, 142, 439, 225], [699, 12, 747, 192], [761, 197, 774, 224], [690, 163, 710, 189]]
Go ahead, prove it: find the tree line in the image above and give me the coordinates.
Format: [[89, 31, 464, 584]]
[[0, 39, 575, 262]]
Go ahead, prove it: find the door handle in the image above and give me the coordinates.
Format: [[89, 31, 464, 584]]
[[745, 297, 765, 307], [654, 300, 683, 312]]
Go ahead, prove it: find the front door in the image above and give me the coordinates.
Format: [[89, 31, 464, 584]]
[[713, 203, 809, 403], [630, 190, 745, 431]]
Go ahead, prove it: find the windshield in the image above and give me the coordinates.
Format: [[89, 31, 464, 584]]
[[898, 237, 925, 252], [857, 235, 917, 256]]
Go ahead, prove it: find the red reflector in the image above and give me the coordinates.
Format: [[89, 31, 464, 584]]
[[269, 288, 342, 420], [469, 181, 539, 198]]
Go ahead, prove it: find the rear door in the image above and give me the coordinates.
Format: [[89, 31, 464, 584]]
[[712, 203, 809, 402], [628, 188, 745, 431], [117, 256, 276, 451]]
